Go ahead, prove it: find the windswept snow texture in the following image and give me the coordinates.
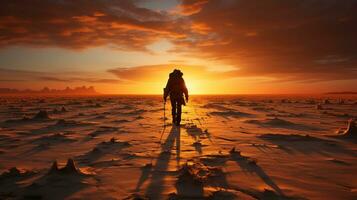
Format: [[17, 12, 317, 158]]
[[0, 95, 356, 199]]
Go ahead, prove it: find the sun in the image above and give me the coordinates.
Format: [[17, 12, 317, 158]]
[[185, 79, 208, 95]]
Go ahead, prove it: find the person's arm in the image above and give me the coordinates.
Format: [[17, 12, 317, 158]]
[[163, 78, 171, 102], [182, 79, 189, 102]]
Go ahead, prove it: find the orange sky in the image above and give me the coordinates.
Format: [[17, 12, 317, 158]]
[[0, 0, 356, 94]]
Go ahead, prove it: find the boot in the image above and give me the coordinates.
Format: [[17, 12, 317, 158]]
[[175, 117, 181, 126]]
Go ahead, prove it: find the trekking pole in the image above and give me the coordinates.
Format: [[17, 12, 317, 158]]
[[158, 100, 166, 141], [163, 100, 166, 127], [148, 99, 167, 167]]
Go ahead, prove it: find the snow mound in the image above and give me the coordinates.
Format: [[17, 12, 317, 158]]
[[342, 119, 357, 138], [246, 117, 295, 127], [0, 167, 35, 180], [246, 117, 322, 131], [48, 159, 81, 175], [33, 110, 50, 120], [210, 110, 253, 118], [55, 119, 79, 126], [259, 133, 320, 142], [34, 133, 75, 144]]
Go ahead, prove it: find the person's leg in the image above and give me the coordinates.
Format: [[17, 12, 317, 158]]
[[170, 98, 176, 124], [176, 103, 182, 125]]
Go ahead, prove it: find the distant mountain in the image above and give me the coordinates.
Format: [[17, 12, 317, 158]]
[[0, 86, 99, 95], [324, 91, 357, 95]]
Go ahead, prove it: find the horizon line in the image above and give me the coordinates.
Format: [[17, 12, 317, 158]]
[[1, 92, 356, 96]]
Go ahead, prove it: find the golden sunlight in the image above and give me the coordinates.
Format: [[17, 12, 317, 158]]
[[1, 1, 357, 200]]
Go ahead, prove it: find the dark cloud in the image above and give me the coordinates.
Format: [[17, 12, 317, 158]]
[[0, 79, 25, 82], [0, 0, 186, 50], [1, 0, 357, 84], [173, 0, 357, 82], [39, 76, 122, 84], [0, 68, 121, 84], [0, 68, 46, 80]]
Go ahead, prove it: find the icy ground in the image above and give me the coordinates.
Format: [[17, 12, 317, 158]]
[[0, 95, 356, 199]]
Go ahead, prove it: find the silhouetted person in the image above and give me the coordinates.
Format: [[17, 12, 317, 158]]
[[164, 69, 188, 126]]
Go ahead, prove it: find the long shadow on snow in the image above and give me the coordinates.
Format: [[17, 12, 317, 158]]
[[230, 153, 285, 197], [135, 126, 181, 198], [258, 133, 356, 156]]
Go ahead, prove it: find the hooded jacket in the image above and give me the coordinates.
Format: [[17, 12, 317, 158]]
[[164, 69, 188, 105]]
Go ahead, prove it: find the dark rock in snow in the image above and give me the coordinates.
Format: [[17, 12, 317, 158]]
[[33, 110, 50, 120], [61, 106, 67, 112], [48, 158, 81, 174]]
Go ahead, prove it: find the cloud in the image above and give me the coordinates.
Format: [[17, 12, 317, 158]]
[[177, 0, 209, 15], [108, 64, 240, 83], [171, 0, 357, 82], [0, 79, 26, 82], [0, 68, 47, 81], [39, 76, 122, 84], [1, 0, 356, 85], [0, 0, 185, 50], [0, 68, 121, 84]]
